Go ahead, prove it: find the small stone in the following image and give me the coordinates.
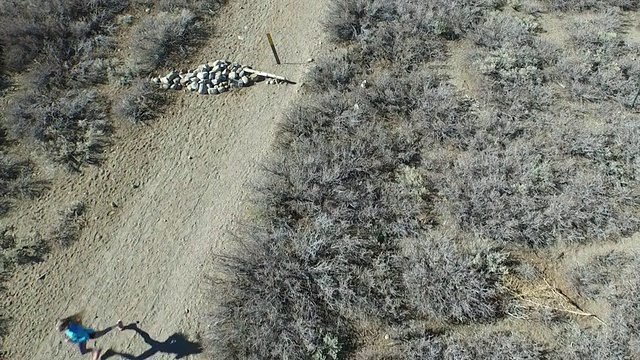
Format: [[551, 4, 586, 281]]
[[172, 77, 180, 85], [197, 72, 209, 80], [151, 77, 161, 85], [249, 73, 264, 82], [145, 7, 150, 13], [241, 76, 250, 85], [208, 87, 219, 95], [198, 83, 207, 94], [229, 71, 237, 80], [166, 71, 179, 81], [188, 82, 198, 91], [360, 79, 368, 88], [307, 58, 314, 63], [111, 201, 118, 208], [170, 83, 182, 90], [160, 77, 170, 85]]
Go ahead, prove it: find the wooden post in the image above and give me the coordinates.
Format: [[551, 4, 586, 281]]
[[266, 33, 281, 65]]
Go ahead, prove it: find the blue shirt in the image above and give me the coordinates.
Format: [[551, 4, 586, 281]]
[[65, 322, 91, 344]]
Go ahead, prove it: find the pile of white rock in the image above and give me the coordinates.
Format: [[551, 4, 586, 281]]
[[152, 60, 281, 95]]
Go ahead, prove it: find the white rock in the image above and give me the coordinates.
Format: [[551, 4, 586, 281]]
[[208, 87, 219, 95], [229, 71, 237, 80], [188, 82, 198, 91], [152, 77, 161, 85], [160, 77, 170, 85], [307, 58, 314, 63], [197, 72, 208, 80], [241, 76, 250, 85], [198, 83, 207, 94]]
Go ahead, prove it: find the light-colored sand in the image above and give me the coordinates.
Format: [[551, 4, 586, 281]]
[[1, 1, 329, 358]]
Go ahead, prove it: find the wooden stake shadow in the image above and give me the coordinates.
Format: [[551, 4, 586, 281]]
[[101, 323, 202, 360]]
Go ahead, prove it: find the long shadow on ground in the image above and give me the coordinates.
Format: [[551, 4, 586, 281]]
[[101, 323, 202, 359]]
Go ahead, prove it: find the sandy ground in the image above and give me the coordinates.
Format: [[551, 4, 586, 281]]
[[1, 0, 329, 358]]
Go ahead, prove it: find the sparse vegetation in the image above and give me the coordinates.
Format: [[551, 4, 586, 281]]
[[48, 201, 87, 247], [209, 0, 640, 358]]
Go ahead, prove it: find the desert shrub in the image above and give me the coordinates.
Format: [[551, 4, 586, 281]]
[[569, 250, 631, 299], [444, 330, 548, 359], [132, 0, 223, 12], [325, 0, 500, 68], [352, 323, 444, 359], [0, 228, 46, 276], [129, 9, 198, 73], [546, 0, 639, 11], [558, 252, 640, 359], [401, 233, 506, 324], [304, 52, 361, 93], [430, 114, 640, 246], [0, 154, 47, 201], [113, 79, 165, 123], [0, 0, 128, 73], [5, 90, 110, 170], [209, 226, 353, 360], [48, 201, 86, 246], [471, 10, 541, 49], [473, 11, 558, 113], [558, 8, 640, 104]]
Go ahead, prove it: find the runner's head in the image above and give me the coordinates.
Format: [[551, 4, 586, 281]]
[[57, 318, 71, 332]]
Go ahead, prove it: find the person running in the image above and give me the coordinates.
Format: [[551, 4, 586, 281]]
[[57, 314, 124, 360]]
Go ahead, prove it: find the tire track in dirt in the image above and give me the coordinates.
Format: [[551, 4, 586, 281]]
[[2, 1, 329, 358]]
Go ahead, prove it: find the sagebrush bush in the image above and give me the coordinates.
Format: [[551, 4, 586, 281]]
[[547, 0, 640, 10], [558, 7, 640, 104], [444, 330, 548, 359], [113, 79, 165, 123], [48, 202, 86, 246], [304, 52, 361, 93], [5, 89, 110, 170], [401, 233, 505, 324], [0, 0, 127, 73], [133, 0, 223, 12], [129, 9, 198, 72], [0, 227, 46, 276], [558, 251, 640, 359]]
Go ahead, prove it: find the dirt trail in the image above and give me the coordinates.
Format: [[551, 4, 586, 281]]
[[1, 1, 329, 358]]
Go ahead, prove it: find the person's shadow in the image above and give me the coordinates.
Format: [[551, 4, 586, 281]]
[[101, 323, 202, 359]]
